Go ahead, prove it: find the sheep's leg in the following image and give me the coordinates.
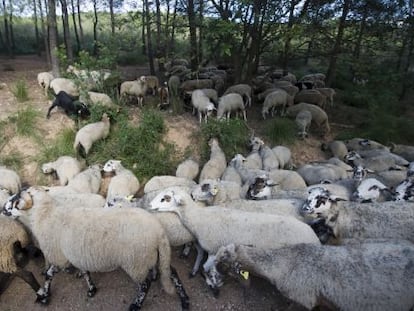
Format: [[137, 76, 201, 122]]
[[36, 264, 60, 304], [14, 268, 41, 293], [180, 242, 192, 258], [129, 277, 152, 311], [190, 243, 205, 277], [170, 266, 190, 310], [81, 271, 97, 297], [242, 110, 247, 121], [204, 264, 223, 298], [202, 254, 216, 273]]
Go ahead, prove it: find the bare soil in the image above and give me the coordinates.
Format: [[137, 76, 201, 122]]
[[0, 55, 329, 311]]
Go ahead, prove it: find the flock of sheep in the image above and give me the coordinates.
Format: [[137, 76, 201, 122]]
[[0, 60, 413, 310]]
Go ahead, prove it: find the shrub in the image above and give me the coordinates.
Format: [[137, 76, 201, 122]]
[[12, 79, 29, 102]]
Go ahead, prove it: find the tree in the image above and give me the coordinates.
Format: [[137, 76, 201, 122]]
[[144, 0, 155, 74], [187, 0, 198, 71], [70, 0, 81, 52], [32, 0, 41, 56], [48, 0, 60, 76], [60, 0, 73, 62], [92, 0, 98, 55], [39, 0, 51, 65], [2, 0, 12, 56]]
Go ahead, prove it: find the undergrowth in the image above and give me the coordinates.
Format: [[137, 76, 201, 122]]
[[12, 79, 29, 102]]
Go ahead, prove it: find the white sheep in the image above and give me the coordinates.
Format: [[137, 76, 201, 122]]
[[272, 145, 293, 170], [351, 177, 392, 202], [191, 179, 243, 205], [49, 78, 79, 97], [344, 150, 403, 172], [0, 215, 41, 296], [0, 166, 21, 194], [199, 138, 227, 182], [286, 103, 330, 135], [180, 79, 214, 92], [223, 84, 252, 107], [261, 89, 292, 119], [79, 91, 114, 108], [102, 160, 140, 203], [191, 89, 216, 123], [259, 144, 280, 171], [37, 71, 54, 96], [175, 158, 199, 181], [216, 93, 247, 121], [244, 136, 264, 170], [214, 242, 414, 311], [295, 109, 312, 139], [221, 165, 243, 186], [345, 137, 389, 152], [3, 187, 189, 310], [297, 162, 348, 185], [144, 175, 197, 193], [73, 113, 111, 157], [294, 89, 327, 109], [143, 75, 159, 95], [41, 156, 83, 186], [390, 143, 414, 162], [167, 75, 180, 98], [120, 76, 148, 106], [322, 140, 349, 160], [67, 164, 102, 194], [315, 87, 336, 106], [149, 189, 320, 290]]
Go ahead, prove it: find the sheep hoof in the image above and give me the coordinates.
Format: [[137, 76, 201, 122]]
[[128, 303, 140, 311], [210, 286, 220, 298], [35, 294, 49, 305], [87, 286, 97, 297], [189, 271, 197, 278], [181, 299, 190, 310]]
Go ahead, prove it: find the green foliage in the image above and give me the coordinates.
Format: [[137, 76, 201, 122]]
[[198, 119, 249, 162], [11, 79, 29, 102], [8, 106, 40, 137], [37, 128, 77, 163], [262, 117, 297, 146], [0, 151, 24, 172]]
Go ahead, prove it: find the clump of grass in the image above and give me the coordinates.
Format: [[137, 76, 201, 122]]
[[0, 151, 24, 171], [12, 79, 29, 102], [8, 106, 40, 137], [37, 128, 76, 163], [198, 119, 249, 162], [262, 117, 297, 146]]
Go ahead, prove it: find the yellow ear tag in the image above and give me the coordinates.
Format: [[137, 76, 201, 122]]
[[240, 270, 249, 280], [125, 195, 134, 201], [211, 187, 219, 196]]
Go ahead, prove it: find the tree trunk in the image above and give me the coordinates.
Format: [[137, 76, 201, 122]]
[[70, 0, 80, 52], [8, 0, 15, 52], [60, 0, 73, 62], [39, 0, 51, 65], [92, 0, 98, 55], [48, 0, 60, 77], [33, 0, 41, 56], [325, 0, 351, 87], [77, 0, 83, 44], [141, 0, 146, 55], [168, 0, 178, 57], [198, 0, 204, 65], [144, 0, 155, 74], [282, 0, 297, 74], [109, 0, 115, 35], [155, 0, 163, 71], [187, 0, 198, 71], [2, 0, 12, 56]]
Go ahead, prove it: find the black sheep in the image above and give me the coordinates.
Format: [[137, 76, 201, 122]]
[[46, 91, 90, 119]]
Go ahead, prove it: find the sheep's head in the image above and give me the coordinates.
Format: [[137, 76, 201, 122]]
[[351, 178, 390, 203], [301, 187, 345, 216], [393, 179, 414, 202], [149, 190, 182, 213], [41, 163, 55, 174], [2, 189, 33, 218], [248, 136, 264, 152], [344, 151, 361, 164], [191, 180, 219, 204], [76, 102, 91, 119], [351, 165, 372, 182], [246, 175, 277, 200], [103, 159, 121, 173], [229, 154, 246, 168], [214, 244, 250, 286]]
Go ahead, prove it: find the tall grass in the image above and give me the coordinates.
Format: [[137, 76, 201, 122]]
[[8, 106, 40, 137], [262, 117, 297, 146], [12, 79, 29, 102]]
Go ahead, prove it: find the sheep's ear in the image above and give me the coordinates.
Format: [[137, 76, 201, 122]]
[[329, 195, 347, 202]]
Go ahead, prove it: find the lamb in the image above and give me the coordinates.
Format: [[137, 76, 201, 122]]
[[285, 102, 330, 135], [0, 166, 21, 194], [37, 71, 54, 96], [143, 75, 159, 95], [216, 93, 247, 121], [3, 187, 189, 310], [175, 158, 199, 181], [261, 89, 292, 119], [149, 189, 320, 292], [214, 242, 414, 311], [120, 76, 148, 106], [73, 113, 111, 157], [294, 89, 327, 109], [41, 156, 84, 186], [191, 89, 216, 123], [198, 138, 227, 182], [0, 215, 41, 297], [49, 78, 79, 97], [315, 87, 336, 106], [223, 84, 252, 107], [191, 179, 243, 205], [67, 164, 102, 194], [46, 91, 90, 119], [295, 109, 312, 139], [102, 160, 140, 203]]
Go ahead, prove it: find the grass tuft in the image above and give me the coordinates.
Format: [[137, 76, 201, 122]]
[[12, 79, 29, 102]]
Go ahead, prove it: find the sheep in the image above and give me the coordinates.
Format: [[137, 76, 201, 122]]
[[143, 75, 159, 95], [276, 84, 299, 97], [221, 165, 243, 186], [216, 93, 247, 121], [157, 82, 169, 109], [245, 174, 277, 200], [41, 156, 83, 186], [102, 160, 140, 203], [261, 89, 293, 119], [199, 138, 227, 182], [259, 144, 280, 171], [200, 88, 218, 104], [120, 76, 148, 106], [223, 84, 252, 108], [344, 150, 403, 172], [73, 113, 111, 157], [295, 109, 312, 139], [191, 89, 216, 123], [66, 65, 111, 90], [79, 91, 114, 108], [351, 177, 392, 202], [191, 179, 243, 205], [345, 138, 389, 152], [294, 89, 327, 109], [285, 102, 330, 135], [149, 189, 320, 292], [180, 79, 214, 93], [213, 242, 414, 311], [168, 75, 181, 98], [144, 176, 197, 194], [3, 187, 189, 310], [46, 91, 90, 119], [49, 78, 79, 97], [0, 188, 11, 208], [297, 162, 348, 185], [315, 87, 336, 106], [300, 73, 326, 83], [0, 166, 21, 194], [321, 140, 348, 160], [390, 143, 414, 162], [37, 71, 54, 96], [394, 177, 414, 202], [0, 215, 41, 296], [66, 164, 102, 194], [244, 136, 264, 170], [256, 87, 279, 102], [175, 158, 199, 181]]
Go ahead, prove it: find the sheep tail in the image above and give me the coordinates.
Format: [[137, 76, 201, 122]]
[[157, 233, 175, 295], [74, 141, 87, 159]]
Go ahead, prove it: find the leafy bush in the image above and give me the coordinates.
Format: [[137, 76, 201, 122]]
[[198, 119, 249, 162], [12, 79, 29, 102], [8, 106, 40, 137]]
